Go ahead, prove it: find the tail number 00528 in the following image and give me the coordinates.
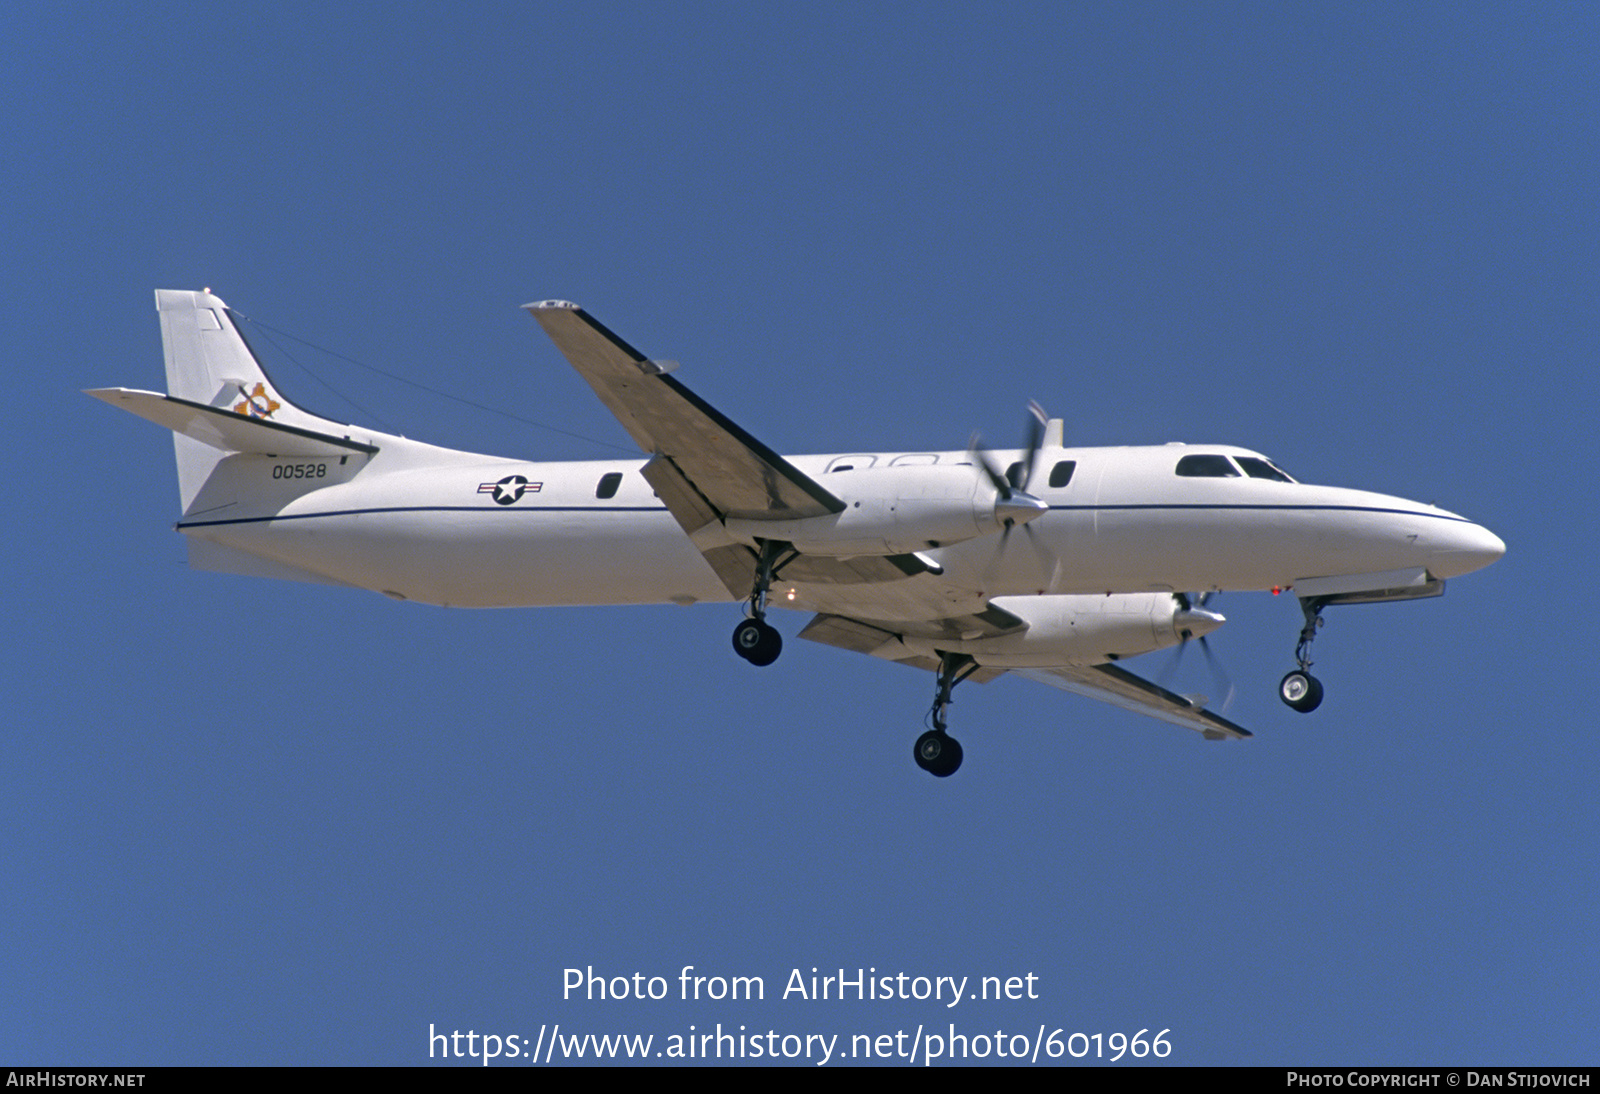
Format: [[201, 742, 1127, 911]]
[[272, 463, 328, 480]]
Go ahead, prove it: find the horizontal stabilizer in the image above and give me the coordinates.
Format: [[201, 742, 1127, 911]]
[[87, 388, 378, 457]]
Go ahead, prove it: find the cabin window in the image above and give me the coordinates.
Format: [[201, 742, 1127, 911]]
[[1236, 456, 1295, 483], [596, 471, 623, 499], [827, 455, 876, 473], [1175, 454, 1240, 477], [1005, 459, 1075, 488]]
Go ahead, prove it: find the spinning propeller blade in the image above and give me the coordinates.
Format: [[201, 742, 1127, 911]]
[[973, 403, 1055, 586], [1163, 592, 1236, 710]]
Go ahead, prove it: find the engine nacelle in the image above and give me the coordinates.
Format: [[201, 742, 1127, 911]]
[[897, 593, 1225, 667], [724, 464, 1008, 556]]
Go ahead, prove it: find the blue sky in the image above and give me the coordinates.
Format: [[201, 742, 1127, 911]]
[[5, 1, 1596, 1066]]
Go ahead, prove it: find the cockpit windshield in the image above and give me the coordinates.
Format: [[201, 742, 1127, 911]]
[[1174, 453, 1298, 482], [1235, 456, 1296, 482]]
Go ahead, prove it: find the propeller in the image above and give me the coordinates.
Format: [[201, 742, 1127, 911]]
[[971, 402, 1053, 585], [970, 400, 1050, 523], [1164, 591, 1236, 710]]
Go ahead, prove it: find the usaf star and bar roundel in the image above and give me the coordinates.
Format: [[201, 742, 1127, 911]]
[[478, 475, 543, 505]]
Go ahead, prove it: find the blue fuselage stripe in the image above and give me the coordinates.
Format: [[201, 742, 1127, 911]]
[[175, 502, 1473, 531]]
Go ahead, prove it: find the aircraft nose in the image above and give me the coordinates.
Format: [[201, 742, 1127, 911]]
[[1430, 519, 1506, 577]]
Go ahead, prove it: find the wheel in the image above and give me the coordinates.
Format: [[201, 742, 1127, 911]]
[[732, 619, 781, 666], [1279, 670, 1324, 713], [913, 730, 963, 777]]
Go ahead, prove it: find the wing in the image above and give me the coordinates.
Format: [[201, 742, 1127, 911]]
[[798, 610, 1023, 681], [525, 301, 936, 596], [526, 301, 841, 519], [1012, 663, 1252, 741], [799, 612, 1251, 741]]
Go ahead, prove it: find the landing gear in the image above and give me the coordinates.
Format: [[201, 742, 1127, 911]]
[[1280, 596, 1329, 713], [732, 618, 782, 666], [1279, 669, 1324, 713], [732, 539, 795, 667], [914, 729, 963, 778], [914, 652, 980, 777]]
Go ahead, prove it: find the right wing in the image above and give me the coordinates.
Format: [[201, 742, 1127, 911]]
[[800, 612, 1252, 741], [1012, 663, 1252, 741], [798, 609, 1024, 681]]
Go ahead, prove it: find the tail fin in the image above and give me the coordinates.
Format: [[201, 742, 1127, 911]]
[[112, 290, 361, 509], [156, 290, 342, 428]]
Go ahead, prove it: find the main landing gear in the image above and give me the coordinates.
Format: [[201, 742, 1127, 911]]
[[1280, 596, 1329, 713], [732, 617, 781, 666], [731, 540, 794, 668], [915, 653, 979, 777]]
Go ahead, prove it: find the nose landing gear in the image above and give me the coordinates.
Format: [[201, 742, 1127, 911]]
[[1280, 596, 1329, 713]]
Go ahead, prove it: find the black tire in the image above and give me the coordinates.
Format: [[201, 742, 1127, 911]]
[[914, 730, 963, 777], [732, 619, 781, 666], [1279, 670, 1324, 713]]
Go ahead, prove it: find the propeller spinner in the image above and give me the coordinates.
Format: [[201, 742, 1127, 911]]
[[970, 400, 1051, 529]]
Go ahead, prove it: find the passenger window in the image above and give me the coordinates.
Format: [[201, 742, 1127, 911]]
[[1048, 460, 1076, 488], [1175, 454, 1241, 477], [827, 455, 876, 473], [1005, 461, 1024, 488], [1236, 457, 1294, 482], [596, 471, 623, 499]]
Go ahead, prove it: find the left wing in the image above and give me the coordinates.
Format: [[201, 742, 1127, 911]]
[[800, 613, 1251, 741], [526, 301, 938, 596], [526, 301, 841, 520]]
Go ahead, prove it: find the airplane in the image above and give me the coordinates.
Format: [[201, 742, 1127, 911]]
[[89, 289, 1506, 777]]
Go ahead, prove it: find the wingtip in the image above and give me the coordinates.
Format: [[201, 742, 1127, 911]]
[[523, 299, 580, 312]]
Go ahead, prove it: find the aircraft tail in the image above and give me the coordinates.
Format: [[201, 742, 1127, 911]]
[[156, 289, 347, 427], [91, 289, 365, 511]]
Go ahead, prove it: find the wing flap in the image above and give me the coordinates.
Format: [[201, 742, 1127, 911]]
[[797, 614, 1007, 683], [639, 453, 721, 538], [797, 613, 901, 655], [798, 606, 1026, 648], [777, 552, 940, 587]]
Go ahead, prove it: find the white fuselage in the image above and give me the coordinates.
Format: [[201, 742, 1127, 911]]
[[178, 435, 1505, 618]]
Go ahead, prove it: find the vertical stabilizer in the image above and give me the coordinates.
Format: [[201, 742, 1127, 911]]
[[154, 289, 347, 509]]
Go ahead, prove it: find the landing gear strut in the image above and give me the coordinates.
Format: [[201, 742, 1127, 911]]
[[731, 540, 793, 667], [1280, 596, 1328, 713], [915, 652, 978, 777]]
